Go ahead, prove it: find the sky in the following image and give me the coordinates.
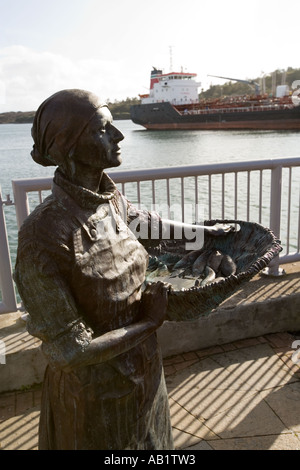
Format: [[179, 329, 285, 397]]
[[0, 0, 300, 112]]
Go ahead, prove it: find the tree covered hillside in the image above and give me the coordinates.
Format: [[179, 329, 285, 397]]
[[0, 97, 140, 124]]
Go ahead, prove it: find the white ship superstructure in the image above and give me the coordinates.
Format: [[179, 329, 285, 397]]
[[140, 67, 201, 105]]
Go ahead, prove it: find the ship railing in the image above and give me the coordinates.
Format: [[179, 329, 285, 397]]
[[0, 156, 300, 313], [182, 104, 293, 115]]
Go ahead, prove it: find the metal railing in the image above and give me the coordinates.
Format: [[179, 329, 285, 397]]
[[0, 188, 17, 313], [0, 156, 299, 313], [180, 104, 293, 116]]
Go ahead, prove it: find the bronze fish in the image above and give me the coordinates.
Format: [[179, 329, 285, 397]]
[[207, 250, 223, 272], [172, 249, 202, 270], [220, 254, 237, 277], [192, 251, 210, 277], [200, 266, 216, 286]]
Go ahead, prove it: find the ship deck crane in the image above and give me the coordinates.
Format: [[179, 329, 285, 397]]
[[208, 75, 261, 95]]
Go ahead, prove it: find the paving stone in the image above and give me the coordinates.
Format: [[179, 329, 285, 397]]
[[173, 359, 199, 372], [276, 352, 300, 376], [232, 338, 261, 349], [163, 355, 185, 366], [209, 433, 300, 450], [172, 427, 216, 450], [257, 336, 268, 344], [184, 440, 214, 450], [169, 398, 218, 440], [163, 364, 177, 376], [0, 392, 15, 419], [220, 343, 237, 352], [202, 392, 286, 439], [15, 390, 34, 415], [33, 388, 42, 407], [170, 385, 259, 422], [211, 343, 296, 391], [265, 332, 295, 348], [166, 356, 218, 390], [195, 346, 223, 358], [261, 382, 300, 432], [0, 407, 39, 450], [166, 356, 248, 392], [182, 352, 198, 361]]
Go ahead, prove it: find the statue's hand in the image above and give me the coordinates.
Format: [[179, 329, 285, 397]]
[[140, 281, 171, 328], [207, 223, 235, 236]]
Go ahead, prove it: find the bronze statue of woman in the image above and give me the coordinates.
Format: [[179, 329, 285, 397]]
[[14, 89, 231, 450]]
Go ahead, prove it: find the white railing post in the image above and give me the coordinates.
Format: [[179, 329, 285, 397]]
[[12, 180, 32, 230], [263, 164, 285, 276], [0, 186, 18, 313], [270, 164, 282, 239]]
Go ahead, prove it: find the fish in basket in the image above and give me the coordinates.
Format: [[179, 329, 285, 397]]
[[145, 219, 282, 321]]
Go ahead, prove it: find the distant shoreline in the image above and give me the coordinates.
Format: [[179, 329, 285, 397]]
[[0, 110, 131, 124], [0, 111, 35, 124]]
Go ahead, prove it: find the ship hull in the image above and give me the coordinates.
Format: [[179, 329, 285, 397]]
[[130, 102, 300, 130]]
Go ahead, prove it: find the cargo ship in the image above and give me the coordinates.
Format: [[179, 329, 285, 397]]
[[130, 68, 300, 130]]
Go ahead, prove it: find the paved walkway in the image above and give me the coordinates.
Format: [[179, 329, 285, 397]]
[[1, 331, 299, 450], [165, 331, 300, 450]]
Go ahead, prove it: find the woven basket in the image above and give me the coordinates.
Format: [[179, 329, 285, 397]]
[[146, 219, 282, 321]]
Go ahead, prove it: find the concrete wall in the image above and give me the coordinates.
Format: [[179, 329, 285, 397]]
[[158, 293, 300, 357]]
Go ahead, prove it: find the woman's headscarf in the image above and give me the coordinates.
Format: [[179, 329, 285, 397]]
[[31, 89, 106, 167]]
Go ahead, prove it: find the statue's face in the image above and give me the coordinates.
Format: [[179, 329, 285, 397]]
[[73, 107, 124, 169]]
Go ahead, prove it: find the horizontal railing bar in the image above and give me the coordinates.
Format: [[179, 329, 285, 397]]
[[271, 253, 300, 265], [112, 157, 300, 182], [11, 156, 300, 189]]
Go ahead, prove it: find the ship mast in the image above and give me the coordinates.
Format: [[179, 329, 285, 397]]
[[169, 45, 173, 72]]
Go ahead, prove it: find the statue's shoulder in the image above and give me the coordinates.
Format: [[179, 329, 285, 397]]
[[19, 194, 72, 242]]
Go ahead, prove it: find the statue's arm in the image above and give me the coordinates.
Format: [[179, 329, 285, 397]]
[[15, 244, 168, 373], [160, 219, 235, 237], [124, 196, 234, 244], [60, 281, 169, 373]]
